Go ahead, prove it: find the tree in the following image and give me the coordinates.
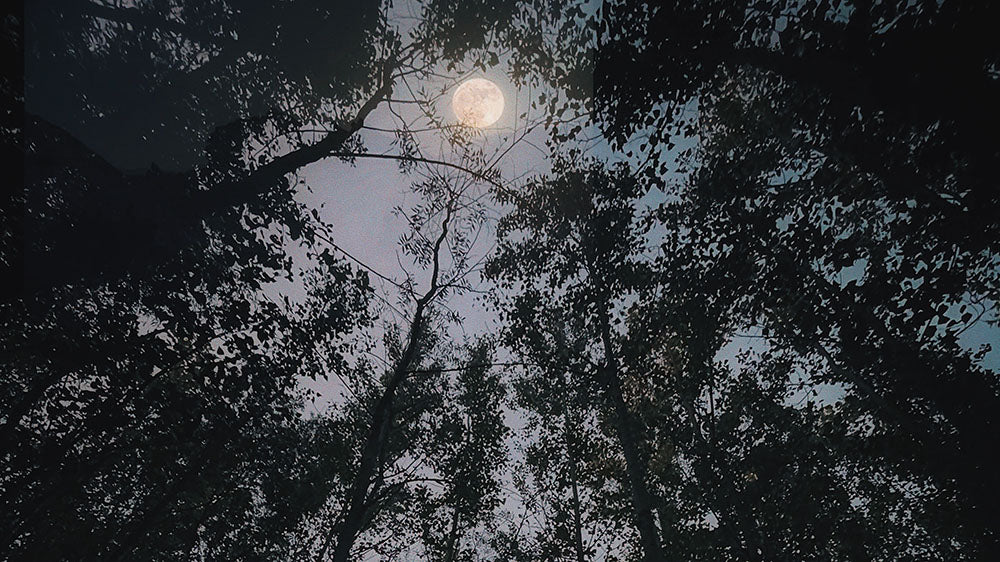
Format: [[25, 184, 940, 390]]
[[18, 0, 392, 292], [486, 154, 973, 559], [488, 160, 671, 561], [523, 1, 1000, 557], [8, 2, 477, 558], [9, 0, 998, 559], [496, 316, 633, 562], [16, 0, 530, 294], [7, 2, 529, 558], [410, 342, 509, 562], [0, 248, 373, 559], [252, 151, 509, 561]]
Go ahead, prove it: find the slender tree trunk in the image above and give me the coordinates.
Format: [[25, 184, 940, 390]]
[[597, 317, 665, 562], [569, 456, 587, 562], [325, 329, 419, 562], [318, 209, 451, 562], [442, 508, 462, 562], [561, 405, 587, 562]]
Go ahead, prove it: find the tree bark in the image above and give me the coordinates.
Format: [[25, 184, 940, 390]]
[[560, 395, 588, 562], [442, 508, 462, 562], [597, 316, 664, 562], [568, 444, 587, 562]]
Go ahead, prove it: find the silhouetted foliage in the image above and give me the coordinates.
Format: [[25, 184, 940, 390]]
[[4, 0, 998, 560], [578, 1, 1000, 557]]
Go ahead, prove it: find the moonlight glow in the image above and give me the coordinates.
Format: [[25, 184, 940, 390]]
[[452, 78, 504, 128]]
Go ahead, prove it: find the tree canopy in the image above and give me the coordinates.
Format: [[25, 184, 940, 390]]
[[4, 0, 998, 560]]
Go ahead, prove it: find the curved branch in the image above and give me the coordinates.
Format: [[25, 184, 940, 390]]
[[203, 58, 398, 212]]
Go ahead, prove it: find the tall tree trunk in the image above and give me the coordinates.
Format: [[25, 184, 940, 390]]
[[597, 317, 664, 562], [318, 209, 451, 562], [568, 450, 587, 562], [562, 403, 587, 562], [442, 508, 462, 562], [325, 323, 421, 562]]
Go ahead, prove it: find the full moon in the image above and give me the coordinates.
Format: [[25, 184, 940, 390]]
[[452, 78, 504, 128]]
